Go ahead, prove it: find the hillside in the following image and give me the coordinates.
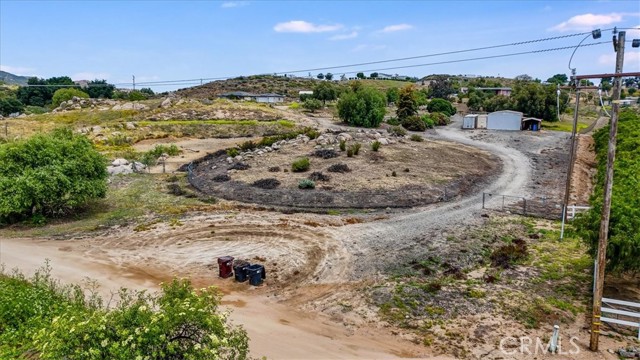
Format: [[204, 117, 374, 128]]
[[0, 71, 29, 86]]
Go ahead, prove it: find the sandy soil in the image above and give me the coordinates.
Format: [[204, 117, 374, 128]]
[[570, 135, 597, 205]]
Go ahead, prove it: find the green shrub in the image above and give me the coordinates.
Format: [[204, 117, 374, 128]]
[[0, 266, 249, 360], [371, 141, 381, 151], [337, 87, 386, 128], [0, 129, 107, 221], [427, 98, 456, 116], [388, 125, 407, 137], [302, 98, 322, 112], [339, 139, 346, 151], [298, 179, 316, 189], [402, 115, 426, 131], [289, 102, 300, 109], [291, 157, 310, 172], [422, 115, 435, 129], [51, 88, 89, 107], [304, 128, 320, 140], [128, 90, 147, 101], [386, 117, 401, 126], [148, 144, 180, 157], [0, 97, 24, 116], [349, 143, 361, 155], [410, 134, 424, 142], [429, 112, 450, 126], [239, 140, 256, 151], [347, 148, 354, 157], [24, 105, 48, 115], [227, 148, 240, 157]]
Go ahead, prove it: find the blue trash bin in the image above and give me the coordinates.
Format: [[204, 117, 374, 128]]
[[247, 264, 266, 286], [234, 261, 250, 282]]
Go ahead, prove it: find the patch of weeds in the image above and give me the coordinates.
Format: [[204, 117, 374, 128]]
[[386, 117, 401, 126], [339, 139, 346, 151], [327, 163, 351, 173], [308, 172, 330, 182], [465, 288, 486, 299], [134, 220, 160, 232], [326, 209, 340, 215], [230, 162, 250, 170], [291, 157, 310, 172], [268, 166, 281, 172], [167, 183, 186, 196], [313, 149, 338, 159], [371, 141, 381, 152], [169, 218, 183, 227], [490, 238, 528, 269], [304, 128, 320, 140], [239, 140, 256, 151], [227, 148, 239, 157], [424, 305, 445, 316], [165, 175, 179, 183], [410, 134, 424, 142], [346, 148, 354, 157], [547, 297, 581, 316], [349, 143, 361, 155], [252, 178, 281, 189], [388, 126, 407, 137], [213, 174, 231, 182], [298, 179, 315, 189]]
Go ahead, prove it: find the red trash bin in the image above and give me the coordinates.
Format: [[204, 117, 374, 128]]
[[217, 256, 234, 278]]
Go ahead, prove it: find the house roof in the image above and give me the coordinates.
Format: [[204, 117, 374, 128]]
[[522, 117, 543, 122], [489, 110, 523, 116], [475, 87, 513, 91]]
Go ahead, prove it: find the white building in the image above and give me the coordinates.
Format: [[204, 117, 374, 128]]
[[487, 110, 523, 130]]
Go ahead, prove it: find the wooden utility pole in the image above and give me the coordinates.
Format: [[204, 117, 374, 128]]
[[590, 30, 625, 352]]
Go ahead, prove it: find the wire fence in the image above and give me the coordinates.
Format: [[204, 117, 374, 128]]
[[482, 192, 564, 220]]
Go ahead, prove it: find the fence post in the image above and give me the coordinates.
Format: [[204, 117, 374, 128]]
[[502, 195, 505, 211], [523, 198, 527, 215], [482, 193, 485, 209]]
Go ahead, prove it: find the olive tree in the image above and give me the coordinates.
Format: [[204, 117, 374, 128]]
[[337, 86, 386, 128]]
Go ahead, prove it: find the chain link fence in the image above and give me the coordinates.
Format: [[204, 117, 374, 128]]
[[482, 192, 563, 220]]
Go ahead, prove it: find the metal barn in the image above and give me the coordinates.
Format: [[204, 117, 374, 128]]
[[462, 114, 478, 129], [476, 114, 488, 129], [487, 110, 523, 131]]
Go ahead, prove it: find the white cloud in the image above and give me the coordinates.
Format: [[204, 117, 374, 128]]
[[274, 20, 342, 33], [378, 23, 413, 33], [71, 72, 110, 81], [351, 44, 387, 52], [329, 31, 358, 41], [0, 65, 37, 75], [549, 12, 636, 32], [598, 51, 640, 66], [627, 25, 640, 37], [221, 1, 247, 8]]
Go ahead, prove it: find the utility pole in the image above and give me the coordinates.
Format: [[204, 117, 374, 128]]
[[561, 70, 580, 239], [590, 30, 625, 352], [132, 75, 136, 90]]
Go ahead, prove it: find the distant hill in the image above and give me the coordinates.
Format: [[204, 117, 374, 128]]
[[0, 71, 30, 86]]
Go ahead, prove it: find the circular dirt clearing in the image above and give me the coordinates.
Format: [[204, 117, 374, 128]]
[[189, 132, 501, 208]]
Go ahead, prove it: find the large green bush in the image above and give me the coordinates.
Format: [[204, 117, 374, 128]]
[[0, 129, 108, 222], [52, 88, 90, 107], [574, 109, 640, 272], [402, 115, 426, 131], [427, 99, 456, 116], [0, 97, 24, 116], [0, 265, 249, 359], [337, 86, 386, 128]]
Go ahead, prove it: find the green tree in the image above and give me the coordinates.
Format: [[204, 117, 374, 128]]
[[325, 72, 334, 81], [17, 76, 76, 107], [396, 85, 418, 120], [428, 76, 454, 99], [386, 87, 399, 104], [337, 86, 386, 128], [356, 72, 365, 79], [51, 88, 89, 107], [370, 72, 379, 79], [140, 87, 155, 96], [467, 93, 484, 112], [546, 73, 568, 85], [317, 73, 325, 80], [0, 129, 108, 221], [483, 95, 513, 112], [86, 79, 115, 99], [303, 98, 322, 112], [0, 97, 24, 116], [628, 88, 637, 96], [427, 98, 456, 116], [312, 81, 337, 105], [600, 77, 612, 92], [128, 90, 147, 101]]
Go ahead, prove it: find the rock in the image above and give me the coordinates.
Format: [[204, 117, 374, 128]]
[[111, 102, 149, 111], [125, 122, 136, 130], [378, 138, 389, 145], [112, 158, 129, 166], [131, 162, 146, 172], [92, 125, 103, 133], [272, 144, 280, 150], [234, 155, 243, 161], [265, 147, 272, 152], [161, 98, 173, 108], [107, 165, 133, 175], [9, 112, 20, 118], [226, 157, 234, 164], [17, 114, 27, 118], [257, 151, 264, 155]]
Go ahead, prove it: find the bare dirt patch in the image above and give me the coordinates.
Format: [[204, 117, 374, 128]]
[[190, 131, 500, 209], [570, 134, 596, 205]]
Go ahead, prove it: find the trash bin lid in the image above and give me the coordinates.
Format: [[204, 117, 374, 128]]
[[218, 256, 234, 264]]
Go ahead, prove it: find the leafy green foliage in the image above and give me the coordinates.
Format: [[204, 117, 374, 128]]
[[371, 140, 381, 151], [0, 265, 249, 359], [429, 112, 450, 126], [396, 85, 418, 120], [337, 86, 386, 128], [312, 81, 337, 105], [339, 139, 346, 151], [291, 157, 310, 172], [0, 129, 108, 222], [0, 97, 24, 116], [86, 79, 115, 99], [17, 76, 76, 107], [421, 115, 435, 129], [298, 179, 316, 189], [402, 115, 426, 131], [386, 87, 399, 104], [511, 82, 568, 121], [427, 76, 454, 99], [388, 125, 407, 137], [427, 98, 455, 116], [546, 73, 568, 85], [52, 88, 89, 107], [410, 134, 423, 142], [349, 143, 361, 155], [128, 90, 148, 101], [303, 98, 322, 112], [574, 109, 640, 272], [227, 148, 240, 157]]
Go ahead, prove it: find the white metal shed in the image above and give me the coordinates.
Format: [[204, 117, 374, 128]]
[[476, 114, 488, 129], [463, 114, 478, 129], [487, 110, 523, 131]]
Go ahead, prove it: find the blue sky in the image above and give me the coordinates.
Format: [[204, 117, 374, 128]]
[[1, 0, 639, 90]]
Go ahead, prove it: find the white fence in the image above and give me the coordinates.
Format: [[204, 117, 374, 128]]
[[601, 297, 640, 340], [566, 205, 591, 220]]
